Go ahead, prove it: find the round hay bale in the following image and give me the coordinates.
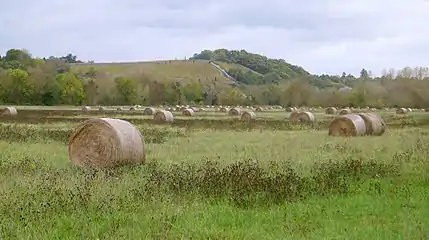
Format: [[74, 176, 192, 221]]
[[68, 118, 145, 169], [116, 107, 123, 111], [98, 106, 106, 112], [191, 107, 199, 112], [396, 108, 407, 114], [425, 108, 429, 112], [325, 107, 337, 115], [297, 111, 315, 123], [407, 108, 412, 112], [241, 111, 256, 121], [154, 110, 174, 123], [255, 107, 264, 112], [143, 107, 156, 115], [82, 106, 91, 112], [129, 106, 136, 111], [219, 107, 228, 113], [328, 114, 367, 137], [0, 107, 17, 116], [289, 111, 300, 123], [228, 108, 241, 116], [182, 108, 194, 116], [285, 107, 295, 112], [339, 108, 352, 115], [358, 113, 386, 136]]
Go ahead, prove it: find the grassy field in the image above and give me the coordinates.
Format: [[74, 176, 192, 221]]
[[1, 108, 429, 239], [71, 60, 235, 88]]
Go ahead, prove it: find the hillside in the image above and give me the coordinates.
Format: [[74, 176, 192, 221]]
[[71, 60, 236, 88]]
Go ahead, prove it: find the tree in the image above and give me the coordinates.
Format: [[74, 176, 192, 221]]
[[114, 77, 138, 104]]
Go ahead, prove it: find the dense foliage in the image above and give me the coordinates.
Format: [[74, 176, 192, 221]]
[[1, 48, 429, 108]]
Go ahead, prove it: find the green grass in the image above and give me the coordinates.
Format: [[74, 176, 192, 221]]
[[71, 60, 235, 88], [1, 116, 429, 238]]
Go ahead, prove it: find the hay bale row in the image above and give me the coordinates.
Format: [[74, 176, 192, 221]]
[[328, 113, 385, 137]]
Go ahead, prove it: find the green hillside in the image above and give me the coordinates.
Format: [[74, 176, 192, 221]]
[[71, 60, 235, 89]]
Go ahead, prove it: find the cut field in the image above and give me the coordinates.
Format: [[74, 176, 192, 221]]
[[1, 107, 429, 239], [71, 60, 236, 88]]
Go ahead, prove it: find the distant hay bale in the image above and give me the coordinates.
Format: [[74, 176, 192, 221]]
[[68, 118, 145, 169], [339, 108, 352, 115], [219, 107, 228, 113], [82, 106, 91, 112], [286, 107, 295, 112], [358, 113, 386, 136], [143, 107, 156, 115], [116, 107, 123, 111], [241, 111, 256, 121], [328, 114, 367, 137], [396, 108, 407, 114], [255, 107, 264, 112], [154, 110, 174, 123], [129, 106, 136, 111], [98, 106, 106, 112], [191, 107, 199, 112], [0, 107, 17, 116], [325, 107, 337, 115], [228, 108, 241, 116], [407, 108, 412, 112], [425, 108, 429, 112], [297, 111, 315, 123], [289, 111, 300, 123], [182, 108, 194, 116]]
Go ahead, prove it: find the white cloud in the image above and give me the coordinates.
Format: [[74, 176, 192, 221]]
[[1, 0, 428, 76]]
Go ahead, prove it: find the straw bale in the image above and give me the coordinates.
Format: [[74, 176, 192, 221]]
[[116, 107, 123, 111], [154, 110, 174, 123], [407, 108, 412, 112], [289, 111, 300, 123], [286, 107, 295, 112], [325, 107, 337, 115], [425, 108, 429, 112], [143, 107, 156, 115], [255, 107, 264, 112], [82, 106, 91, 112], [358, 113, 386, 136], [228, 108, 241, 116], [98, 106, 106, 112], [339, 108, 352, 115], [241, 111, 256, 121], [129, 106, 136, 111], [328, 114, 367, 137], [191, 107, 199, 112], [68, 118, 145, 168], [182, 108, 194, 116], [219, 107, 228, 113], [0, 107, 17, 116], [297, 111, 315, 123], [396, 108, 407, 114]]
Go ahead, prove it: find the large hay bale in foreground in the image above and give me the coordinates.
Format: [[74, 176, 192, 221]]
[[297, 111, 315, 123], [325, 107, 337, 115], [68, 118, 145, 168], [228, 108, 241, 116], [241, 111, 256, 121], [289, 111, 300, 123], [143, 107, 156, 115], [328, 114, 366, 137], [339, 108, 351, 115], [0, 107, 17, 116], [358, 113, 386, 136], [396, 108, 407, 114], [154, 110, 174, 123], [182, 108, 194, 116]]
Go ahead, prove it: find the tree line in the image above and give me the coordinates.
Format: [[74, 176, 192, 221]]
[[0, 48, 428, 108]]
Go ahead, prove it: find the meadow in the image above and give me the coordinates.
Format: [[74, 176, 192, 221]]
[[1, 106, 429, 239]]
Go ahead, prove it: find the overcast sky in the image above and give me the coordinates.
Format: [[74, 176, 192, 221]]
[[1, 0, 428, 76]]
